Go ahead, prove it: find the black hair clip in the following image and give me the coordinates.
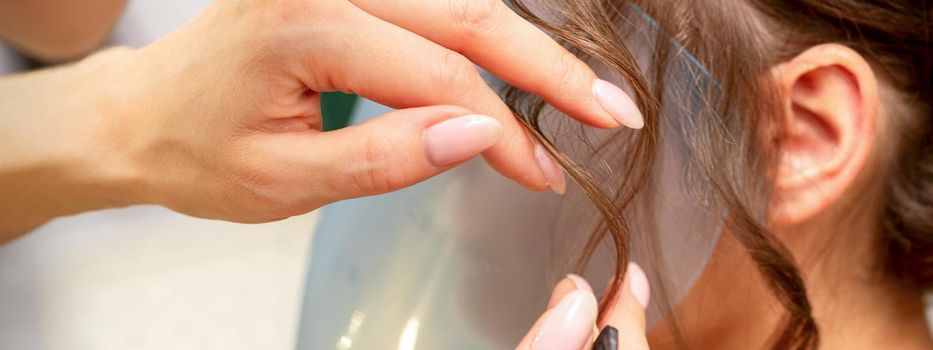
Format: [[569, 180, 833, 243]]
[[593, 326, 619, 350]]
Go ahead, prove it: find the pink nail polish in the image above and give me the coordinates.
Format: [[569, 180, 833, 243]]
[[424, 115, 502, 166], [565, 274, 593, 293], [593, 79, 645, 129], [627, 262, 651, 308], [532, 290, 599, 350], [534, 144, 567, 195]]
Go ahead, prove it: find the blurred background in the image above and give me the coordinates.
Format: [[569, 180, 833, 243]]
[[0, 2, 332, 349]]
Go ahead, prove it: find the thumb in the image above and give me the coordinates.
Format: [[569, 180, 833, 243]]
[[309, 105, 502, 201], [596, 262, 651, 350], [517, 275, 599, 350]]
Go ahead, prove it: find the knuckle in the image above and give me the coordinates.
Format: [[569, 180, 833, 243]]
[[449, 0, 501, 37], [247, 175, 291, 215], [354, 138, 381, 195], [263, 0, 347, 26], [431, 51, 478, 101], [226, 144, 324, 221], [240, 164, 309, 219], [248, 182, 289, 219], [550, 51, 585, 94], [252, 185, 315, 220], [352, 134, 405, 196]]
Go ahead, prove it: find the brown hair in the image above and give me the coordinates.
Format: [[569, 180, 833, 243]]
[[503, 0, 933, 349]]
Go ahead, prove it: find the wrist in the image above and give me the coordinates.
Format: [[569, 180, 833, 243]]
[[0, 46, 151, 236], [65, 46, 154, 208]]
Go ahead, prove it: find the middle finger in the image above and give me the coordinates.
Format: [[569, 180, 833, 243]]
[[348, 0, 640, 129]]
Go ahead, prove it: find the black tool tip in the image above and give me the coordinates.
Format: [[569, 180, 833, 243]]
[[593, 325, 619, 350]]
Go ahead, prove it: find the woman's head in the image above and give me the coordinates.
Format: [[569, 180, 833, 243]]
[[504, 0, 932, 348]]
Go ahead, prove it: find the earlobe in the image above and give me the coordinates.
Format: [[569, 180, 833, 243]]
[[769, 44, 878, 226]]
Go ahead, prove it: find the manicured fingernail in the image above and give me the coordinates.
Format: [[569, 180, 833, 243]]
[[532, 290, 598, 350], [534, 144, 566, 195], [593, 79, 644, 129], [593, 326, 619, 350], [627, 262, 651, 308], [566, 274, 593, 293], [424, 115, 502, 166]]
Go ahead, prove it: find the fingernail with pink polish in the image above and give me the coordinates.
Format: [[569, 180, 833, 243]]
[[593, 79, 645, 129], [532, 290, 598, 350], [535, 144, 567, 195], [424, 115, 502, 167], [565, 274, 593, 293], [627, 262, 651, 308]]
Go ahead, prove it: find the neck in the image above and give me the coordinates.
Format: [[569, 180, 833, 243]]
[[808, 273, 931, 349], [649, 209, 933, 349], [787, 206, 933, 350]]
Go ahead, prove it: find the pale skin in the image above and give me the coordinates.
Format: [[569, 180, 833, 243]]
[[0, 0, 651, 239], [0, 0, 645, 348], [515, 30, 933, 350], [525, 43, 933, 350], [646, 45, 933, 349], [531, 43, 933, 350]]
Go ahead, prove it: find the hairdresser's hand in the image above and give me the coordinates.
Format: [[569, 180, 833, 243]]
[[516, 264, 650, 350], [0, 0, 645, 235], [89, 0, 645, 223]]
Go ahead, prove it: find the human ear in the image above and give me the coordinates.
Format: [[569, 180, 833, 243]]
[[768, 44, 879, 226]]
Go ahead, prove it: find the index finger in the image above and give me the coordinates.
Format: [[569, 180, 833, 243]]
[[348, 0, 645, 129]]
